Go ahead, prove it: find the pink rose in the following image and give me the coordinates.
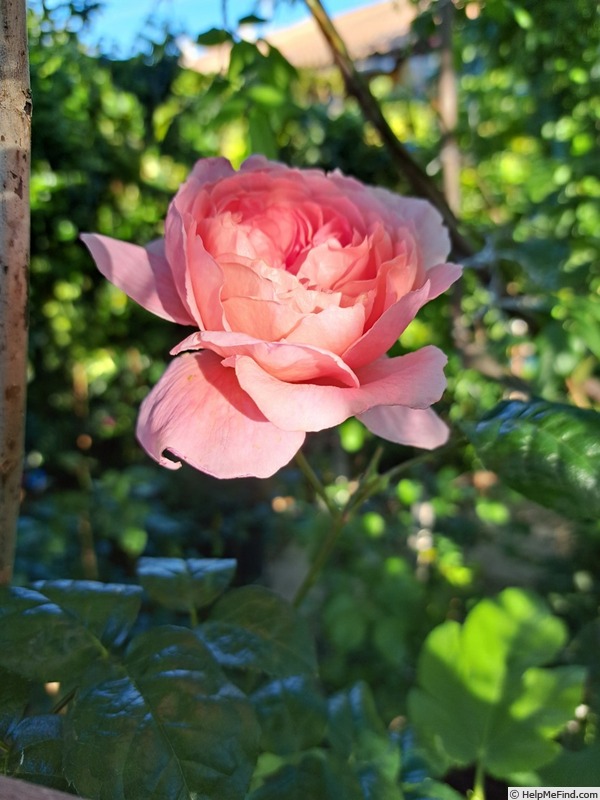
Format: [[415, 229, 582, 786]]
[[82, 156, 461, 479]]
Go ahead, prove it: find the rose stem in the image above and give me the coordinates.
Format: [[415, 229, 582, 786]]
[[293, 509, 346, 609], [294, 449, 339, 518]]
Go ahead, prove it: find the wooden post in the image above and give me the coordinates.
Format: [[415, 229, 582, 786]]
[[0, 0, 31, 585]]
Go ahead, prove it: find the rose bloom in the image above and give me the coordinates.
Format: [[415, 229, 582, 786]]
[[83, 156, 461, 479]]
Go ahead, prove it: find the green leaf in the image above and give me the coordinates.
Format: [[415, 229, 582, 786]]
[[408, 589, 586, 781], [538, 740, 600, 786], [238, 14, 267, 25], [249, 750, 364, 800], [500, 238, 569, 290], [246, 84, 288, 109], [0, 586, 112, 681], [64, 625, 259, 800], [200, 586, 317, 677], [33, 580, 143, 648], [228, 40, 260, 82], [328, 683, 403, 799], [467, 399, 600, 520], [0, 667, 30, 740], [7, 715, 69, 790], [248, 108, 278, 159], [251, 676, 327, 755], [137, 557, 236, 612], [196, 27, 233, 46]]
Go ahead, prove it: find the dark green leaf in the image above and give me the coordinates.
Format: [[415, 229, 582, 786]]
[[500, 238, 569, 290], [196, 28, 234, 46], [249, 751, 363, 800], [467, 400, 600, 520], [200, 586, 317, 677], [251, 676, 327, 754], [0, 667, 30, 740], [538, 741, 600, 786], [137, 557, 236, 612], [327, 683, 402, 797], [33, 580, 143, 648], [7, 715, 69, 790], [238, 14, 267, 25], [0, 586, 110, 681], [64, 625, 259, 800]]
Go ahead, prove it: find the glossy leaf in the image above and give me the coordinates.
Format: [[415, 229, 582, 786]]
[[33, 580, 143, 648], [137, 556, 236, 612], [64, 625, 259, 800], [250, 676, 327, 755], [0, 667, 30, 740], [249, 751, 363, 800], [0, 586, 110, 681], [327, 683, 402, 799], [7, 715, 69, 791], [200, 586, 317, 677], [408, 589, 586, 779], [467, 400, 600, 520]]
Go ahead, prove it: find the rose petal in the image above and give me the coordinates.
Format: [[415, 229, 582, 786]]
[[358, 406, 450, 449], [370, 189, 452, 268], [136, 351, 305, 479], [163, 209, 205, 325], [234, 346, 448, 432], [185, 230, 226, 330], [344, 262, 462, 370], [172, 331, 360, 386], [81, 234, 195, 325], [172, 156, 236, 213], [284, 303, 367, 355]]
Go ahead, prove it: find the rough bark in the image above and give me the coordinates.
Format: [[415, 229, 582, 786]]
[[0, 0, 31, 585]]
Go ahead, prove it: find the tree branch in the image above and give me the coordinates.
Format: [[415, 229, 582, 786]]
[[303, 0, 474, 258], [0, 0, 31, 585]]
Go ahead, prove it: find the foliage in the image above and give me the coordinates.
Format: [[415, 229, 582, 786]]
[[5, 0, 600, 797], [409, 588, 585, 782]]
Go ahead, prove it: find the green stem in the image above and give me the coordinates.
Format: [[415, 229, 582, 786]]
[[293, 436, 461, 606], [189, 605, 199, 628], [472, 761, 486, 800], [294, 450, 339, 517], [293, 509, 346, 608], [52, 687, 77, 715]]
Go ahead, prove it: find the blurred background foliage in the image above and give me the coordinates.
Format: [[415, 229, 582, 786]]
[[17, 0, 600, 792]]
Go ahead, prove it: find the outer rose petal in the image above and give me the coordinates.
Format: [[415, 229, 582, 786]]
[[137, 351, 305, 479], [234, 346, 447, 432], [368, 186, 452, 269], [171, 331, 360, 386], [172, 156, 236, 211], [344, 262, 462, 370], [358, 406, 450, 449], [81, 234, 195, 325]]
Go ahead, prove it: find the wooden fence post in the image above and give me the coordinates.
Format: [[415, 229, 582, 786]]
[[0, 0, 31, 585]]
